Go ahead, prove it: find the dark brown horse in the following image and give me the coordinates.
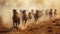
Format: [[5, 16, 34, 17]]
[[49, 9, 53, 18], [22, 10, 27, 24], [34, 10, 39, 21], [12, 9, 20, 29]]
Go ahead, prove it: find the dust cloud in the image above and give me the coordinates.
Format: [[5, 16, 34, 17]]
[[0, 0, 60, 28]]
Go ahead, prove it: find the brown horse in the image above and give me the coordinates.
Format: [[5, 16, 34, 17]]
[[49, 9, 53, 18], [54, 9, 57, 16], [34, 10, 39, 21], [28, 12, 32, 20], [12, 9, 20, 29], [46, 9, 49, 16], [31, 9, 34, 15], [22, 10, 27, 24]]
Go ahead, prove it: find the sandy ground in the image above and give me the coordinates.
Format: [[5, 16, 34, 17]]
[[0, 17, 60, 34]]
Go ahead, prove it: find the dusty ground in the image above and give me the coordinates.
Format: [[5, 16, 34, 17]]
[[0, 18, 60, 34]]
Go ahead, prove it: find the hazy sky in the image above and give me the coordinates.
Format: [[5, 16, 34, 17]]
[[0, 0, 60, 10], [0, 0, 59, 8]]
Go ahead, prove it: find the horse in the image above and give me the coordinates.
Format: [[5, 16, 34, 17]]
[[54, 9, 57, 17], [34, 10, 39, 21], [49, 9, 53, 18], [12, 9, 20, 29], [22, 10, 27, 24]]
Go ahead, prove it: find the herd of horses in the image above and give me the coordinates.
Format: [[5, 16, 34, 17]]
[[12, 9, 57, 29]]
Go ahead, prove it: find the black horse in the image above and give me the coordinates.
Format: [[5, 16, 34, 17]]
[[12, 9, 20, 29]]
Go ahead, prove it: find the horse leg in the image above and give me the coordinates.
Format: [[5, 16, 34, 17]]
[[15, 21, 18, 29], [25, 19, 27, 24], [17, 19, 20, 28], [13, 21, 15, 28]]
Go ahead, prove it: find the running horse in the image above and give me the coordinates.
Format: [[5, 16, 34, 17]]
[[54, 9, 57, 17], [28, 12, 32, 20], [22, 10, 27, 24], [49, 9, 53, 18], [12, 9, 20, 29], [34, 10, 39, 21]]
